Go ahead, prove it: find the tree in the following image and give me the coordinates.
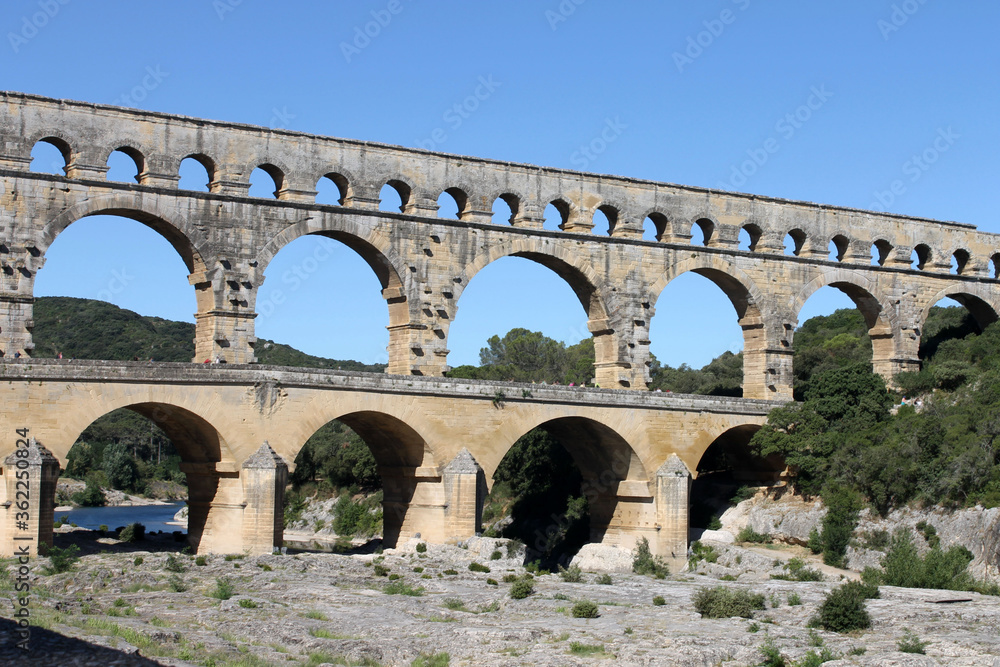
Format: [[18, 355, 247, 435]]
[[103, 442, 139, 491]]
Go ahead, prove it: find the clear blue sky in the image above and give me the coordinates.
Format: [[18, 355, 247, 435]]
[[7, 1, 999, 368]]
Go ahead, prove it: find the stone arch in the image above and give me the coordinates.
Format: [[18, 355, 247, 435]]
[[918, 283, 1000, 334], [640, 210, 670, 241], [649, 256, 771, 398], [793, 270, 900, 382], [439, 184, 472, 219], [740, 222, 764, 251], [178, 153, 218, 188], [829, 234, 850, 262], [246, 160, 289, 199], [594, 202, 621, 235], [378, 177, 413, 212], [100, 138, 148, 170], [314, 168, 357, 205], [691, 215, 717, 245], [27, 133, 74, 173], [489, 191, 522, 225], [40, 194, 213, 277]]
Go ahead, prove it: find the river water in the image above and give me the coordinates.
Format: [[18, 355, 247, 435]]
[[54, 501, 186, 533]]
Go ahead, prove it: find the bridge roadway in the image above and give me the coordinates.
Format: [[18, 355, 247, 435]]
[[0, 360, 781, 568]]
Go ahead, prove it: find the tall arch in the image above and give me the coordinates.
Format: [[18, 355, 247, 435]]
[[255, 217, 413, 374], [451, 238, 623, 386], [793, 272, 900, 385], [918, 284, 1000, 337], [649, 257, 773, 399]]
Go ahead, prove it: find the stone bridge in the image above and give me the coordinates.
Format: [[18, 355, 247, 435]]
[[1, 92, 999, 564], [2, 92, 999, 399], [0, 360, 777, 569]]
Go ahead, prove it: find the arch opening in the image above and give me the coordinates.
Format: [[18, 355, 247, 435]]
[[912, 244, 932, 271], [739, 225, 761, 252], [593, 205, 618, 236], [255, 232, 403, 366], [249, 164, 284, 199], [828, 235, 849, 262], [991, 254, 1000, 280], [436, 187, 467, 220], [871, 239, 892, 266], [544, 200, 570, 231], [54, 403, 230, 554], [178, 155, 214, 192], [689, 425, 785, 534], [316, 173, 350, 206], [784, 229, 805, 256], [491, 193, 519, 225], [30, 138, 70, 175], [288, 411, 433, 548], [691, 218, 714, 246], [106, 148, 144, 184], [483, 418, 648, 569], [379, 180, 411, 213], [951, 249, 970, 276], [643, 213, 667, 242]]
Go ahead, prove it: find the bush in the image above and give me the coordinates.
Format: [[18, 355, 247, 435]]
[[383, 581, 424, 596], [558, 565, 582, 582], [819, 484, 863, 568], [40, 543, 81, 574], [692, 586, 766, 619], [238, 599, 258, 609], [373, 564, 390, 577], [502, 574, 519, 583], [133, 556, 144, 566], [415, 542, 427, 553], [486, 578, 498, 586], [882, 528, 978, 591], [736, 526, 771, 544], [897, 630, 928, 654], [771, 558, 823, 582], [632, 537, 669, 578], [571, 600, 599, 618], [490, 549, 502, 560], [652, 595, 665, 606], [164, 553, 186, 573], [787, 592, 802, 606], [442, 569, 458, 576], [72, 476, 107, 507], [195, 556, 208, 566], [596, 573, 612, 585], [509, 579, 534, 599], [210, 577, 234, 600], [688, 540, 719, 568], [813, 582, 871, 632], [807, 527, 823, 554], [468, 562, 490, 573], [118, 522, 145, 543]]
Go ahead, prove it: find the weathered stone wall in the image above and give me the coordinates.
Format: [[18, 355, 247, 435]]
[[2, 92, 999, 398]]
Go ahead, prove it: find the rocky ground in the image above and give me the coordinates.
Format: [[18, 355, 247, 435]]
[[2, 525, 1000, 667]]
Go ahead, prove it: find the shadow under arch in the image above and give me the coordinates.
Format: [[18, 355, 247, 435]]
[[918, 284, 1000, 335], [452, 238, 618, 383], [487, 415, 650, 568], [289, 409, 438, 547], [255, 217, 413, 372], [63, 401, 233, 553], [689, 424, 786, 532], [793, 272, 898, 384], [649, 257, 770, 398]]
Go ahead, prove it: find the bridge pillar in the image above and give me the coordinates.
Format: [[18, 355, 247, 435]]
[[240, 442, 288, 555], [0, 439, 60, 558], [189, 266, 258, 364], [653, 454, 691, 573], [381, 466, 446, 545], [442, 449, 486, 542], [184, 463, 244, 555]]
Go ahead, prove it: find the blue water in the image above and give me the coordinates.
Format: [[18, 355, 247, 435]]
[[55, 501, 186, 533]]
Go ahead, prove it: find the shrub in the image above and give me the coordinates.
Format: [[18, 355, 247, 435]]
[[772, 558, 823, 582], [819, 484, 862, 568], [415, 542, 427, 553], [571, 600, 599, 618], [411, 652, 450, 667], [412, 566, 424, 573], [758, 636, 786, 667], [490, 549, 502, 560], [558, 565, 583, 582], [882, 528, 978, 591], [164, 554, 186, 573], [388, 573, 401, 581], [486, 578, 498, 586], [688, 540, 719, 568], [133, 556, 144, 566], [167, 575, 187, 592], [807, 527, 823, 554], [118, 522, 145, 543], [72, 477, 107, 507], [787, 592, 802, 606], [210, 578, 234, 600], [383, 581, 424, 596], [238, 599, 258, 609], [40, 544, 81, 574], [195, 556, 208, 566], [469, 562, 490, 573], [442, 569, 458, 576], [897, 630, 928, 654], [736, 526, 771, 544], [692, 586, 766, 618], [813, 582, 871, 632], [373, 564, 390, 577], [509, 579, 534, 599], [596, 573, 613, 585], [652, 595, 665, 606], [632, 537, 669, 578], [569, 642, 606, 656], [797, 647, 839, 667], [505, 539, 522, 559], [502, 574, 519, 583]]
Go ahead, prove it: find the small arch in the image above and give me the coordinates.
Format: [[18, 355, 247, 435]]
[[491, 193, 519, 224], [593, 205, 618, 236], [871, 239, 892, 266], [105, 147, 144, 184], [379, 179, 411, 213], [249, 163, 285, 199], [784, 229, 806, 256], [178, 154, 215, 192], [991, 254, 1000, 280], [951, 249, 970, 276], [544, 199, 571, 230], [691, 218, 714, 246], [30, 137, 71, 175], [739, 224, 762, 252], [643, 213, 668, 242], [912, 243, 932, 271], [316, 172, 351, 206], [828, 235, 849, 262], [437, 187, 468, 220]]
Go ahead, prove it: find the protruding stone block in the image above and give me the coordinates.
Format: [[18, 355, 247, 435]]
[[1, 438, 60, 557], [240, 442, 288, 556]]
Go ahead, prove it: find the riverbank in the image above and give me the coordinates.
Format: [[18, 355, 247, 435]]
[[55, 478, 187, 511]]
